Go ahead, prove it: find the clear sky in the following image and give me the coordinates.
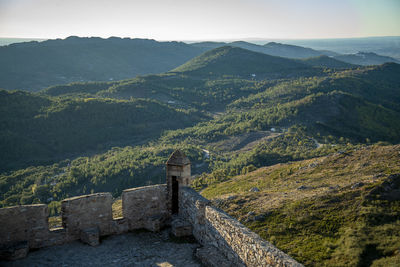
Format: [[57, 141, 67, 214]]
[[0, 0, 399, 41]]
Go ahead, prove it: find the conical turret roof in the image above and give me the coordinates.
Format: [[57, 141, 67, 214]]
[[166, 150, 190, 166]]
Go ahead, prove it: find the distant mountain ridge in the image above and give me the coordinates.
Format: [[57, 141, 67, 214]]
[[0, 36, 206, 91], [299, 55, 356, 69], [171, 46, 317, 78], [192, 41, 399, 66], [1, 36, 395, 92], [334, 51, 400, 66], [192, 41, 329, 59]]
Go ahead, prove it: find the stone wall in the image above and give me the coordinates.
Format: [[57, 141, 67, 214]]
[[1, 183, 302, 266], [204, 206, 302, 267], [0, 204, 66, 259], [0, 204, 50, 249], [179, 187, 210, 244], [179, 187, 303, 267], [122, 184, 167, 231], [61, 193, 113, 240], [0, 184, 168, 260]]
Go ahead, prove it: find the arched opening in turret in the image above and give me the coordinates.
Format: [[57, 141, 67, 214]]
[[171, 176, 179, 214], [166, 150, 191, 215]]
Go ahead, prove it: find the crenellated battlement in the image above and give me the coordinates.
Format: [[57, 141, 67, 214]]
[[0, 150, 303, 266], [0, 185, 169, 259]]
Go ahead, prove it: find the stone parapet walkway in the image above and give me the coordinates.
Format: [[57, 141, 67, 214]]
[[0, 229, 202, 267]]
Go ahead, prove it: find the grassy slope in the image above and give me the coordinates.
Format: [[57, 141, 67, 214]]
[[201, 144, 400, 266]]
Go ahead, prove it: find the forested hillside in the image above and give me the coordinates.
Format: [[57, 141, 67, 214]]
[[42, 47, 325, 110], [171, 46, 314, 77], [0, 89, 205, 172], [299, 55, 356, 68], [334, 52, 400, 66], [0, 36, 205, 91], [191, 41, 330, 58], [191, 40, 398, 65], [1, 46, 399, 220]]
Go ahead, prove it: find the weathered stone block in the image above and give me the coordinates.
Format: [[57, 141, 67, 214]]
[[0, 241, 29, 261], [62, 193, 113, 240], [122, 185, 167, 230], [145, 214, 167, 232], [171, 217, 192, 237], [80, 228, 100, 246], [0, 204, 49, 250], [47, 228, 66, 247], [195, 245, 232, 267], [111, 217, 129, 235]]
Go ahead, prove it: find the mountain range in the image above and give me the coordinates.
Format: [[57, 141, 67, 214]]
[[1, 37, 399, 91], [0, 36, 205, 91]]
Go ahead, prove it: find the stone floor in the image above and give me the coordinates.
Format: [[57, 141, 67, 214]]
[[0, 229, 203, 267]]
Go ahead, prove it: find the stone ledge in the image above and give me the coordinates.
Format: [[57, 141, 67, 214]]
[[0, 241, 29, 261], [111, 217, 129, 235], [62, 192, 111, 202], [145, 213, 168, 232], [204, 206, 303, 267], [80, 228, 100, 246], [123, 184, 167, 194], [171, 217, 192, 237], [195, 245, 234, 267]]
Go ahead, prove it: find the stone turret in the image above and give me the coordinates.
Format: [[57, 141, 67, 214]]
[[166, 150, 191, 215]]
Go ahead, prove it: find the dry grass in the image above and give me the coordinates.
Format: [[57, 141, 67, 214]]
[[48, 216, 62, 229], [200, 144, 400, 266], [112, 198, 123, 219], [202, 144, 400, 217]]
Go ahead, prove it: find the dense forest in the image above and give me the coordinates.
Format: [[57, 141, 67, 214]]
[[0, 89, 205, 172], [0, 37, 206, 91]]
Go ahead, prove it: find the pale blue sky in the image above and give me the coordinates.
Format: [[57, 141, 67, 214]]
[[0, 0, 399, 40]]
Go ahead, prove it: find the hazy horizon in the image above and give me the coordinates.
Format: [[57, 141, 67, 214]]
[[1, 35, 399, 43], [1, 0, 399, 40]]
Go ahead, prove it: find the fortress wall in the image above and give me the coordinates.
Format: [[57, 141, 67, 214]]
[[179, 187, 210, 243], [1, 183, 302, 266], [179, 187, 303, 267], [203, 206, 303, 267], [0, 184, 168, 260], [0, 204, 50, 249], [61, 192, 113, 240], [122, 184, 167, 231]]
